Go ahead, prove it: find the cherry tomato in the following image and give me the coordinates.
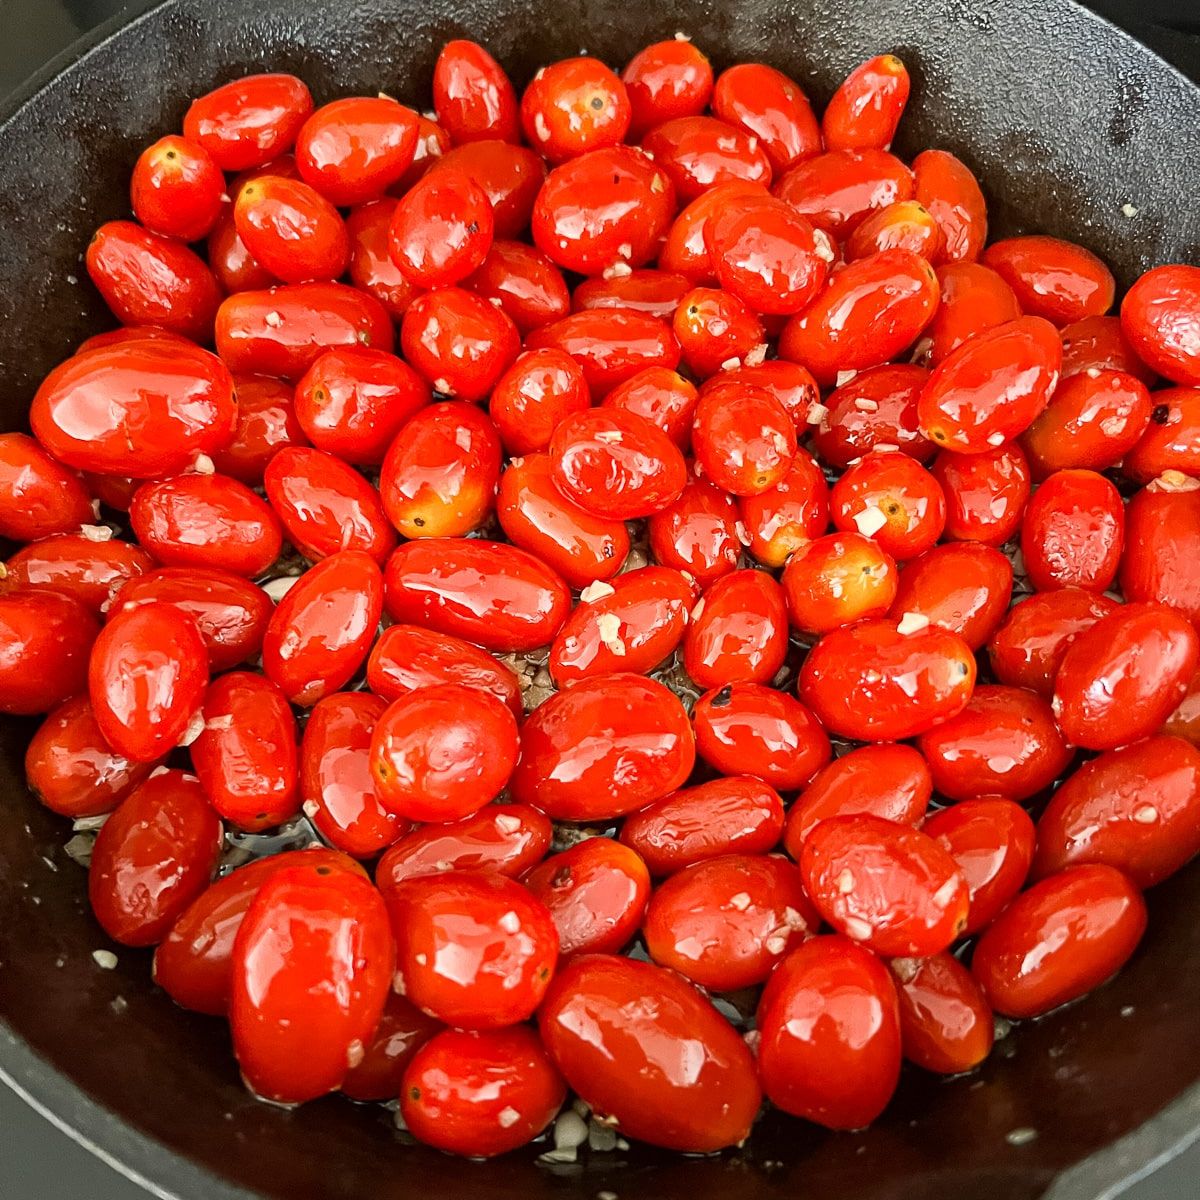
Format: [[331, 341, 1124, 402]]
[[32, 339, 235, 477], [704, 357, 821, 426], [1061, 313, 1157, 384], [211, 374, 307, 484], [782, 531, 898, 633], [683, 568, 787, 689], [524, 838, 651, 957], [932, 443, 1031, 545], [622, 39, 714, 138], [811, 364, 933, 468], [262, 550, 383, 706], [983, 236, 1115, 326], [1020, 468, 1123, 593], [84, 472, 143, 513], [386, 871, 557, 1028], [601, 366, 697, 450], [432, 40, 520, 145], [692, 383, 795, 494], [674, 288, 765, 379], [738, 448, 830, 567], [263, 445, 397, 563], [183, 73, 313, 171], [89, 770, 222, 947], [659, 180, 772, 283], [345, 199, 425, 320], [464, 238, 571, 333], [911, 149, 988, 264], [0, 433, 93, 541], [620, 775, 785, 875], [2, 533, 153, 614], [921, 262, 1020, 366], [130, 472, 282, 578], [783, 743, 931, 856], [539, 953, 760, 1151], [489, 348, 589, 456], [130, 134, 224, 242], [972, 864, 1147, 1019], [86, 220, 220, 341], [647, 471, 741, 587], [383, 538, 569, 652], [89, 602, 208, 761], [774, 148, 913, 238], [1164, 669, 1200, 745], [1121, 264, 1200, 385], [573, 268, 692, 321], [756, 935, 901, 1130], [889, 952, 993, 1075], [830, 450, 946, 560], [823, 53, 910, 151], [846, 199, 940, 261], [401, 1026, 565, 1158], [389, 168, 494, 288], [1121, 479, 1200, 626], [642, 114, 772, 201], [522, 56, 631, 161], [231, 862, 394, 1103], [340, 992, 441, 1103], [233, 175, 349, 284], [367, 623, 522, 718], [1125, 386, 1200, 483], [429, 140, 546, 239], [711, 62, 821, 172], [798, 618, 976, 741]]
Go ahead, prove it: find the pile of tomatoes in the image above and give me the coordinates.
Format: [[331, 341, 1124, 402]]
[[2, 31, 1200, 1160]]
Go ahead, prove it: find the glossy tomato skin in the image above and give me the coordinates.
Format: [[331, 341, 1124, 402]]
[[3, 534, 153, 614], [191, 671, 299, 831], [376, 805, 551, 887], [0, 432, 94, 541], [889, 952, 993, 1075], [798, 618, 976, 741], [700, 361, 821, 426], [153, 848, 362, 1016], [691, 383, 795, 494], [383, 538, 570, 653], [389, 169, 494, 288], [711, 62, 821, 172], [622, 39, 714, 137], [932, 443, 1031, 546], [983, 236, 1116, 326], [215, 283, 393, 381], [379, 401, 502, 539], [207, 206, 274, 294], [647, 472, 741, 588], [1033, 736, 1200, 888], [811, 364, 933, 468], [601, 367, 697, 452], [88, 602, 208, 761], [738, 448, 830, 567], [644, 853, 815, 990], [230, 862, 395, 1104], [659, 180, 771, 284], [1060, 314, 1157, 384], [31, 340, 236, 478], [683, 568, 788, 689], [774, 148, 913, 239], [521, 57, 631, 161], [1020, 468, 1124, 593], [922, 263, 1021, 369], [432, 40, 520, 144], [261, 550, 383, 706], [1121, 265, 1200, 386], [464, 239, 570, 334], [911, 150, 987, 264], [401, 1026, 566, 1158], [130, 472, 283, 578], [385, 871, 557, 1029], [1125, 387, 1200, 483], [89, 770, 222, 947], [923, 798, 1036, 936], [367, 623, 522, 718], [1053, 601, 1198, 750], [233, 175, 349, 283], [846, 199, 940, 261], [642, 114, 772, 202], [523, 838, 651, 957], [573, 269, 691, 321], [782, 531, 898, 634], [212, 374, 307, 484], [340, 992, 441, 1103], [830, 450, 946, 560], [1164, 669, 1200, 745], [428, 140, 545, 239], [86, 220, 220, 341], [345, 199, 425, 320], [801, 814, 968, 956], [130, 134, 225, 242], [757, 935, 901, 1130], [300, 692, 408, 859], [369, 684, 519, 823], [888, 542, 1013, 650], [783, 743, 931, 856], [25, 695, 154, 819], [620, 776, 785, 875], [510, 673, 693, 821], [823, 53, 910, 151], [263, 445, 397, 563], [0, 590, 97, 716], [539, 953, 761, 1151], [1121, 481, 1200, 627], [972, 864, 1147, 1019], [488, 348, 590, 456], [183, 73, 313, 171]]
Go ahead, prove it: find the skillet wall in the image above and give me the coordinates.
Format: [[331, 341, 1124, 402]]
[[1, 2, 1200, 1199]]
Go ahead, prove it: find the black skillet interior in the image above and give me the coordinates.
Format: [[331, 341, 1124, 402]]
[[2, 2, 1200, 1199]]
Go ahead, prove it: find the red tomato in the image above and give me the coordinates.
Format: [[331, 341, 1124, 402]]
[[489, 348, 590, 456], [923, 798, 1036, 936], [918, 316, 1063, 452], [911, 149, 988, 264], [622, 39, 714, 138], [86, 220, 220, 341], [1124, 386, 1200, 483], [367, 624, 522, 717], [823, 53, 910, 151], [683, 568, 788, 689], [207, 207, 274, 294], [130, 472, 283, 578], [340, 992, 441, 1103], [521, 56, 631, 161], [890, 952, 993, 1075], [183, 73, 313, 171], [674, 288, 765, 379], [233, 175, 349, 283], [428, 141, 545, 239], [932, 443, 1031, 545], [921, 263, 1021, 366], [2, 533, 153, 614], [601, 366, 697, 451], [757, 935, 901, 1129], [644, 854, 815, 990], [31, 340, 236, 478], [642, 114, 772, 202], [211, 374, 307, 484], [703, 353, 824, 429], [464, 238, 570, 333], [846, 199, 940, 261], [231, 862, 394, 1103], [511, 673, 693, 821], [0, 434, 93, 542], [389, 169, 494, 288], [345, 199, 425, 320], [784, 743, 931, 856], [369, 684, 518, 823], [383, 538, 569, 652], [711, 62, 821, 172], [539, 954, 760, 1151], [647, 471, 741, 587], [261, 550, 383, 706], [191, 671, 299, 831], [830, 450, 946, 560], [432, 40, 520, 144], [971, 864, 1147, 1019], [1060, 314, 1157, 385], [984, 236, 1116, 326], [401, 1026, 565, 1158], [691, 383, 795, 494], [263, 445, 397, 563], [774, 148, 913, 238], [798, 617, 976, 741], [811, 363, 934, 468], [88, 602, 208, 761], [1053, 602, 1198, 750], [386, 871, 557, 1028], [130, 134, 224, 241], [1121, 480, 1200, 626], [1020, 468, 1124, 593], [738, 448, 830, 567], [659, 180, 772, 283], [573, 268, 691, 321], [524, 838, 651, 957], [619, 775, 785, 875], [300, 692, 407, 859], [294, 345, 429, 466], [782, 530, 898, 633]]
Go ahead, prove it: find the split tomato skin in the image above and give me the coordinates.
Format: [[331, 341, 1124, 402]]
[[3, 534, 154, 615], [432, 39, 520, 145], [1020, 468, 1124, 593], [89, 770, 222, 947], [971, 864, 1147, 1020], [1120, 263, 1200, 386], [340, 991, 441, 1103], [230, 862, 395, 1105], [983, 235, 1116, 326], [0, 590, 98, 716], [683, 568, 788, 689], [183, 73, 314, 172], [890, 952, 994, 1075], [933, 443, 1031, 546], [538, 953, 762, 1152], [0, 433, 94, 542], [756, 935, 901, 1131]]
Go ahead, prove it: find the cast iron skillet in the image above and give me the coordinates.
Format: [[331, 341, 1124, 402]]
[[2, 1, 1200, 1197]]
